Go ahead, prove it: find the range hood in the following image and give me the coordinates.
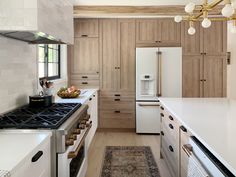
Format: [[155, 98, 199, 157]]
[[0, 31, 65, 44]]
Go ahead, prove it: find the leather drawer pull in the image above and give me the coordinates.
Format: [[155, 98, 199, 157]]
[[169, 115, 174, 121], [161, 131, 164, 136], [169, 124, 174, 129], [89, 98, 92, 101], [160, 106, 164, 110], [81, 34, 88, 37], [32, 151, 43, 162], [82, 76, 88, 78], [180, 125, 187, 132], [169, 146, 174, 152], [82, 82, 88, 85], [114, 99, 120, 101], [160, 113, 164, 117], [114, 94, 121, 97], [114, 111, 120, 113]]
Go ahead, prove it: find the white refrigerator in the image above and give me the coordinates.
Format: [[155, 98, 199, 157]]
[[136, 47, 182, 134]]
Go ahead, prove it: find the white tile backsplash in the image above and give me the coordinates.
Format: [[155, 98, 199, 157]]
[[0, 36, 37, 114]]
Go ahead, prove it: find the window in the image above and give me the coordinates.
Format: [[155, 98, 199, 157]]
[[38, 44, 60, 80]]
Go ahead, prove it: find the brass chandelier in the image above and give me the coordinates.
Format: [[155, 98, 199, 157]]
[[174, 0, 236, 35]]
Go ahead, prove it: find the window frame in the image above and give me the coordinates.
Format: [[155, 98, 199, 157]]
[[38, 44, 61, 80]]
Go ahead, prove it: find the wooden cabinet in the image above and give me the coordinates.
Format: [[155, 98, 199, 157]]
[[182, 21, 227, 97], [100, 19, 118, 91], [99, 19, 136, 129], [136, 18, 181, 46], [74, 19, 99, 37]]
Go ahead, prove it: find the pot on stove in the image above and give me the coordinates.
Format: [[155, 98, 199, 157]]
[[29, 92, 52, 108]]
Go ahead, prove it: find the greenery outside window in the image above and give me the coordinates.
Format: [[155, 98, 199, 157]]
[[38, 44, 61, 80]]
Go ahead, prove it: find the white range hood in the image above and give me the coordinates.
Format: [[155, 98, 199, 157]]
[[0, 0, 74, 44]]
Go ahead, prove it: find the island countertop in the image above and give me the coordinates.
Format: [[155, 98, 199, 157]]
[[159, 98, 236, 176]]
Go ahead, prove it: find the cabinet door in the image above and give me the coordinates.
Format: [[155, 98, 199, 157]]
[[181, 21, 202, 55], [74, 19, 99, 37], [136, 19, 158, 44], [202, 21, 227, 56], [100, 19, 118, 91], [117, 19, 136, 93], [182, 55, 202, 97], [203, 56, 226, 97], [71, 38, 99, 75], [158, 19, 181, 46]]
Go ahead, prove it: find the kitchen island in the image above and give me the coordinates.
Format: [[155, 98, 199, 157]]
[[0, 132, 51, 177], [159, 98, 236, 176]]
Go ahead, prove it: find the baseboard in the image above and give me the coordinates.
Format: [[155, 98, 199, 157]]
[[97, 128, 136, 132]]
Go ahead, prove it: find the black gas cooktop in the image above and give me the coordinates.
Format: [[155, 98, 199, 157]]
[[0, 103, 81, 129]]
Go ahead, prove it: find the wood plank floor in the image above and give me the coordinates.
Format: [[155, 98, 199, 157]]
[[85, 132, 171, 177]]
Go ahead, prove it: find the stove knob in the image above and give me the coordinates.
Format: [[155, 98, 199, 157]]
[[66, 139, 74, 146], [80, 120, 86, 124], [86, 121, 92, 127], [73, 129, 81, 134], [79, 124, 86, 129], [69, 134, 77, 140], [84, 115, 90, 121]]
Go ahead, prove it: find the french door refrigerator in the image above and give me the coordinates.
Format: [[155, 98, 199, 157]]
[[136, 47, 182, 134]]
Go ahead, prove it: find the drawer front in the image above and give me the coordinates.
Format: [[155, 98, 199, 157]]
[[12, 139, 51, 177], [71, 79, 99, 88], [100, 91, 135, 98], [71, 74, 99, 80], [100, 98, 135, 110], [161, 134, 178, 177], [99, 110, 135, 128]]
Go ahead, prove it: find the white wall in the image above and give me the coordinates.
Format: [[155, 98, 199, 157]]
[[227, 22, 236, 99], [0, 36, 37, 113], [73, 0, 200, 6]]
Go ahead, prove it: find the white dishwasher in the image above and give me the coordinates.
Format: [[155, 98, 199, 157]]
[[136, 102, 160, 134], [182, 136, 235, 177]]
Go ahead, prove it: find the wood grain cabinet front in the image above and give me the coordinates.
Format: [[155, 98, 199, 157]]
[[74, 19, 99, 37]]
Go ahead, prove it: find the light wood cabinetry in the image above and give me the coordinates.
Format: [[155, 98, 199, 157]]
[[69, 18, 100, 89], [182, 21, 227, 97], [99, 19, 136, 129], [74, 19, 99, 37], [136, 18, 181, 46]]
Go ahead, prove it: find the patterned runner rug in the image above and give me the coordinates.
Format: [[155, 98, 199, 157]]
[[100, 146, 160, 177]]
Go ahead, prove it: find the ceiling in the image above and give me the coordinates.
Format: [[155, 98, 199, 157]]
[[73, 0, 201, 6]]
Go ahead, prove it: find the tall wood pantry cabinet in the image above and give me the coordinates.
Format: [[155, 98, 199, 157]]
[[99, 19, 136, 129], [182, 21, 227, 97], [68, 19, 100, 88]]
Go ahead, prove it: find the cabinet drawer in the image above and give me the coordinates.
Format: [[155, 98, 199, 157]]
[[74, 19, 99, 37], [100, 98, 135, 110], [100, 110, 134, 119], [161, 134, 178, 177], [12, 138, 51, 177], [71, 74, 99, 80], [71, 79, 99, 88], [100, 91, 135, 98]]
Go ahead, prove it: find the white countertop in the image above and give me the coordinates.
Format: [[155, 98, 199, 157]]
[[55, 89, 98, 104], [159, 98, 236, 175], [0, 132, 51, 175]]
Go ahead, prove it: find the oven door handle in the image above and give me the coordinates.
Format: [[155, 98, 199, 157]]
[[68, 124, 92, 159]]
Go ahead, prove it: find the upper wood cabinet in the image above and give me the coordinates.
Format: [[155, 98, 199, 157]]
[[181, 22, 202, 56], [118, 19, 136, 92], [136, 18, 181, 46], [100, 19, 118, 91], [74, 19, 99, 37], [202, 21, 227, 56], [71, 37, 99, 75]]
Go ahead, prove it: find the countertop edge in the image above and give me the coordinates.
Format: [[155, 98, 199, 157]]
[[159, 98, 236, 176]]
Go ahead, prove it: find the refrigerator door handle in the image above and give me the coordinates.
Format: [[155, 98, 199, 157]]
[[157, 50, 162, 97]]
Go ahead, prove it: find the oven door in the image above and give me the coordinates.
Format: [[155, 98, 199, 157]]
[[58, 126, 91, 177]]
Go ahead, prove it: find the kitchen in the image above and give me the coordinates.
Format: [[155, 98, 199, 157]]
[[0, 0, 236, 177]]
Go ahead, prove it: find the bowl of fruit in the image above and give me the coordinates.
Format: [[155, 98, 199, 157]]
[[57, 86, 81, 98]]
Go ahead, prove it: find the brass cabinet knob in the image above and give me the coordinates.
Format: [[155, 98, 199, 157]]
[[69, 134, 77, 140], [79, 124, 86, 129]]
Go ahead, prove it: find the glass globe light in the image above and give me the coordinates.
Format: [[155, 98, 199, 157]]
[[202, 18, 212, 28], [185, 2, 196, 13], [188, 27, 196, 35], [174, 16, 183, 23], [222, 4, 235, 17]]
